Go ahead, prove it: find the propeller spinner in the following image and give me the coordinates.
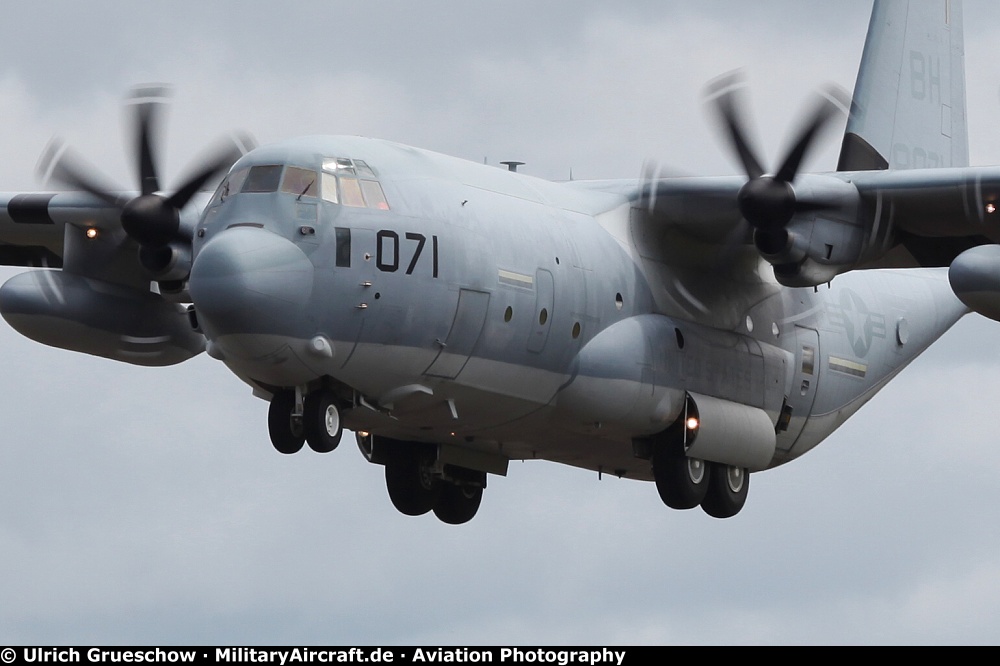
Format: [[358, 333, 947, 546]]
[[706, 72, 850, 245]]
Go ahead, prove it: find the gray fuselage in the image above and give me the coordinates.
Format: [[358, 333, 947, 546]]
[[188, 135, 966, 482]]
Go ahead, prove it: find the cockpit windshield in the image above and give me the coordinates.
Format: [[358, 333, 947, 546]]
[[209, 159, 390, 211], [242, 165, 283, 193], [280, 167, 318, 198]]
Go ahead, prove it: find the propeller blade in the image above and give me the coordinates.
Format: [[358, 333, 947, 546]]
[[774, 85, 851, 184], [166, 133, 255, 210], [128, 85, 171, 196], [38, 84, 255, 284], [706, 71, 765, 180], [37, 138, 125, 208], [639, 160, 661, 214]]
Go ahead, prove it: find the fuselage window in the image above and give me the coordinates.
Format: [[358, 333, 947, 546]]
[[281, 167, 318, 198], [242, 165, 283, 193]]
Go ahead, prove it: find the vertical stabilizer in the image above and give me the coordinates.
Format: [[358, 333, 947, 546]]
[[839, 0, 968, 171]]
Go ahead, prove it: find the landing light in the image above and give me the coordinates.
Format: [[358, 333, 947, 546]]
[[686, 417, 700, 432], [988, 203, 997, 215], [85, 227, 99, 239]]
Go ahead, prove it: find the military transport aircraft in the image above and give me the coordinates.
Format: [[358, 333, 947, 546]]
[[0, 0, 996, 524]]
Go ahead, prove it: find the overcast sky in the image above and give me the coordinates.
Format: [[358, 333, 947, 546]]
[[2, 0, 1000, 646]]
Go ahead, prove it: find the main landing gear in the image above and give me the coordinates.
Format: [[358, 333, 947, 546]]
[[367, 435, 486, 525], [267, 392, 487, 524], [267, 388, 344, 455], [647, 423, 750, 519]]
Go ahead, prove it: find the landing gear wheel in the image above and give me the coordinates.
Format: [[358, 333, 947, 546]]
[[303, 392, 343, 453], [433, 483, 484, 525], [653, 449, 710, 510], [267, 390, 304, 455], [701, 464, 750, 519], [385, 452, 441, 516]]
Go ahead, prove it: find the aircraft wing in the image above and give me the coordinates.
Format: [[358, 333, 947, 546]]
[[0, 191, 120, 267], [0, 190, 209, 286], [0, 188, 210, 366], [848, 166, 1000, 266], [581, 165, 1000, 290]]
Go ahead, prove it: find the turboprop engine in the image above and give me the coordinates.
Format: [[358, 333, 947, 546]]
[[706, 73, 872, 288]]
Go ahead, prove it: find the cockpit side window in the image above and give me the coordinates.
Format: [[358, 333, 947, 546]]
[[360, 179, 389, 210], [242, 165, 283, 193], [280, 167, 318, 198], [228, 168, 250, 196], [321, 172, 339, 204], [339, 177, 366, 208], [210, 167, 249, 207], [322, 157, 390, 211], [354, 160, 377, 178]]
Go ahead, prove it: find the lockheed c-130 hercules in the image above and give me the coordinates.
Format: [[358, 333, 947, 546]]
[[1, 0, 998, 523]]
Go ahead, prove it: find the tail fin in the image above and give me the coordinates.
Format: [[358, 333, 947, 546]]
[[838, 0, 968, 171]]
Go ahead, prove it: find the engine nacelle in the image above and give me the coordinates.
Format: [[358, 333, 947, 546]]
[[755, 176, 867, 288], [139, 241, 192, 283], [0, 270, 204, 366], [949, 245, 1000, 321]]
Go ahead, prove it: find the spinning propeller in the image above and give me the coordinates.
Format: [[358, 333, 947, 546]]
[[39, 86, 254, 268], [705, 71, 850, 251]]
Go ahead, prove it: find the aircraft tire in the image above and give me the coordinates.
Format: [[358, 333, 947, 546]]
[[701, 464, 750, 519], [433, 482, 484, 525], [385, 451, 441, 516], [304, 392, 342, 453], [268, 391, 305, 455], [653, 448, 710, 510]]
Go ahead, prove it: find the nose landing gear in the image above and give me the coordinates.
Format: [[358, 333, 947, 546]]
[[267, 388, 344, 455], [267, 390, 304, 455], [303, 392, 343, 453]]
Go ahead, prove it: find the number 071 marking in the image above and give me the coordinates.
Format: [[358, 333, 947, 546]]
[[376, 230, 439, 278]]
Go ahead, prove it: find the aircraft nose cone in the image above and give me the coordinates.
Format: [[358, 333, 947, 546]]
[[189, 227, 313, 339]]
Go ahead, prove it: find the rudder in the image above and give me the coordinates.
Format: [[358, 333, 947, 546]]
[[839, 0, 968, 171]]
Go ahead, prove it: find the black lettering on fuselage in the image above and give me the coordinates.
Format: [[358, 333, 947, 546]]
[[375, 229, 440, 278], [376, 230, 399, 272]]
